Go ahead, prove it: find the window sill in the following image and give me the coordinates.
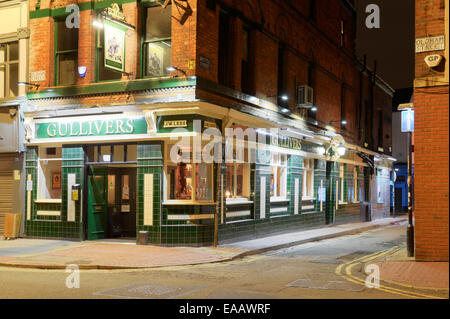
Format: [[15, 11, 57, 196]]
[[35, 199, 62, 204], [302, 197, 316, 201], [162, 201, 216, 206], [226, 198, 253, 205], [270, 197, 290, 203]]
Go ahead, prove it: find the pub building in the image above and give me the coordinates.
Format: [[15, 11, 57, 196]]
[[21, 0, 395, 245]]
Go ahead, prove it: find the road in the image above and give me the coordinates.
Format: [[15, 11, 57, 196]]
[[0, 223, 447, 299]]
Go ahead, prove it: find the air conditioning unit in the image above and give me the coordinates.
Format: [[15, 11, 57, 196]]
[[296, 85, 314, 108]]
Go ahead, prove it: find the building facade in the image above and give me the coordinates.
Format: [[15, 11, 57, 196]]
[[19, 0, 394, 245], [0, 0, 29, 237], [414, 0, 449, 261]]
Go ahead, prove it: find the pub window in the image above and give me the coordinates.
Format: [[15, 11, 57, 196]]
[[55, 20, 78, 86], [143, 3, 172, 77], [377, 168, 383, 203], [166, 145, 214, 202], [37, 147, 63, 200], [270, 153, 288, 198], [225, 146, 250, 199], [241, 26, 254, 95], [339, 164, 345, 204], [218, 10, 234, 88], [96, 22, 122, 82], [353, 167, 359, 203], [86, 144, 137, 163], [0, 41, 19, 98], [302, 159, 315, 198]]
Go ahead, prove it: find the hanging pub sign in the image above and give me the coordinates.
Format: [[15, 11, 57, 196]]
[[103, 19, 127, 72]]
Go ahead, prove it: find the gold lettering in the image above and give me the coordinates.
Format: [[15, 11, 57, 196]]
[[116, 120, 125, 134], [106, 120, 114, 134], [58, 123, 68, 136], [79, 122, 89, 136], [70, 122, 79, 136], [94, 121, 105, 135], [126, 119, 134, 133], [88, 121, 94, 135], [47, 123, 57, 137]]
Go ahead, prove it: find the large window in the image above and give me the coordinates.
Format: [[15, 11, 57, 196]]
[[339, 164, 345, 204], [55, 21, 78, 86], [0, 41, 19, 98], [37, 147, 62, 200], [166, 145, 214, 202], [225, 162, 250, 199], [377, 168, 383, 203], [353, 167, 359, 203], [143, 4, 172, 77], [270, 153, 288, 198], [303, 158, 315, 198]]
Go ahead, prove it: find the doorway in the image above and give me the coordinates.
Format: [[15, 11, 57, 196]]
[[86, 166, 137, 240]]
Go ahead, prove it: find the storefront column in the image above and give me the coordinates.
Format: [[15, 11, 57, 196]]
[[325, 161, 339, 224], [253, 149, 270, 220], [62, 146, 84, 239], [314, 159, 327, 213], [136, 142, 164, 244], [287, 155, 302, 215]]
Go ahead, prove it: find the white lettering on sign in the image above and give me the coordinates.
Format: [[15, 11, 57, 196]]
[[415, 35, 445, 53]]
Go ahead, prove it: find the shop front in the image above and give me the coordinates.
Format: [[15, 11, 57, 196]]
[[23, 106, 390, 245]]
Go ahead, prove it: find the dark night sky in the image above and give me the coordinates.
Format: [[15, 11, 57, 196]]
[[355, 0, 415, 90]]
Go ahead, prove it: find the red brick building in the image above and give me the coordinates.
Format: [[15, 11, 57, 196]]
[[17, 0, 394, 244], [414, 0, 449, 261]]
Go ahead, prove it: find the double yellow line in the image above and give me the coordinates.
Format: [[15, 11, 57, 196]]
[[335, 246, 447, 299]]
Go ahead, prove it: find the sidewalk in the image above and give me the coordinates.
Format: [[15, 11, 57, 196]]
[[373, 248, 449, 290], [0, 217, 406, 270]]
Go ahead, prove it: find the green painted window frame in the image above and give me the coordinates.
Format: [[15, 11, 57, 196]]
[[53, 17, 79, 86], [140, 1, 172, 79], [0, 41, 19, 99]]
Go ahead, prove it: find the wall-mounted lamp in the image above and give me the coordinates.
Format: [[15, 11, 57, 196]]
[[280, 107, 291, 114], [17, 82, 40, 89], [268, 94, 289, 101], [317, 146, 326, 155], [167, 66, 186, 76], [337, 143, 346, 156], [330, 119, 347, 125], [92, 19, 104, 29]]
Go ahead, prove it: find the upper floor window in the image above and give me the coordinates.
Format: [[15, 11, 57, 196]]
[[143, 4, 172, 77], [218, 10, 234, 88], [0, 41, 19, 98], [241, 26, 253, 95], [55, 21, 78, 86]]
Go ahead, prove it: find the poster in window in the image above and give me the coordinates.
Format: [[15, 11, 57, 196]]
[[103, 19, 127, 72], [146, 43, 165, 76], [52, 172, 61, 189]]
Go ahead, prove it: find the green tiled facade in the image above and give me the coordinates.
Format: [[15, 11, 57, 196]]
[[24, 139, 371, 245]]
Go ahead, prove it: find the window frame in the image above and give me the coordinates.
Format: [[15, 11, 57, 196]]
[[140, 2, 172, 79], [0, 41, 19, 99], [54, 18, 79, 86], [36, 147, 63, 202], [302, 158, 315, 199], [163, 143, 215, 204], [270, 153, 288, 200]]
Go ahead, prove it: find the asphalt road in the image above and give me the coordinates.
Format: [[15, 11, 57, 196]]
[[0, 224, 447, 299]]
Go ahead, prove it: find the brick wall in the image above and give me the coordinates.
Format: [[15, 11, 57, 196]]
[[414, 0, 449, 261]]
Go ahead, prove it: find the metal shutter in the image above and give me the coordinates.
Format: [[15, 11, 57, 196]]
[[0, 171, 13, 235]]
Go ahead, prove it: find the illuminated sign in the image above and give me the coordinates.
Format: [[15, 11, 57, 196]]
[[35, 117, 147, 139], [401, 109, 414, 132], [270, 135, 302, 151], [163, 120, 188, 128]]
